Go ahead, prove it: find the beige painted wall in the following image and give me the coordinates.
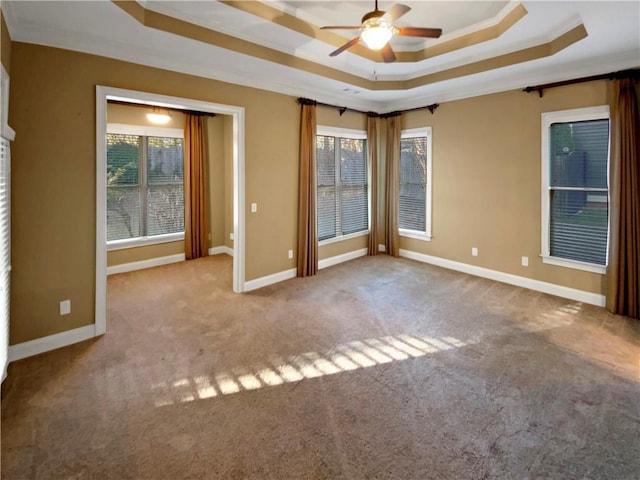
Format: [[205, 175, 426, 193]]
[[398, 81, 609, 294], [7, 40, 611, 346], [1, 11, 10, 74], [206, 114, 233, 250], [224, 115, 234, 250], [9, 42, 300, 344]]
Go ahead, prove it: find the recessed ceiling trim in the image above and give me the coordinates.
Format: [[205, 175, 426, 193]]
[[219, 0, 382, 62], [113, 1, 587, 93], [403, 24, 588, 90], [396, 3, 527, 63], [112, 0, 374, 89], [223, 1, 527, 64]]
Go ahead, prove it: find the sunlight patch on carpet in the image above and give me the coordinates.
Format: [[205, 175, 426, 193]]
[[151, 333, 469, 407]]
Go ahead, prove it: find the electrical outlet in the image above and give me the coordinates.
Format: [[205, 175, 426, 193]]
[[521, 256, 529, 267], [288, 249, 293, 259], [472, 247, 478, 257], [251, 203, 257, 213], [60, 300, 71, 316]]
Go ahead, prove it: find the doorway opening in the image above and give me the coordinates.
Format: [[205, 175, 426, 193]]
[[95, 86, 246, 335]]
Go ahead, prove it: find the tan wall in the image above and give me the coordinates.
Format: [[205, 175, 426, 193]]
[[108, 241, 184, 266], [9, 42, 300, 344], [107, 102, 185, 129], [7, 40, 610, 346], [1, 11, 10, 73], [224, 115, 234, 250], [398, 81, 609, 294], [206, 114, 232, 249]]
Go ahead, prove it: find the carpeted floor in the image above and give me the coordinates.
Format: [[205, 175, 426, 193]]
[[2, 254, 639, 479]]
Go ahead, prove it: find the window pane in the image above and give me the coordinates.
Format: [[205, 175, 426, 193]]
[[107, 134, 140, 185], [317, 136, 335, 187], [107, 133, 141, 241], [341, 185, 368, 235], [107, 186, 141, 240], [550, 120, 609, 188], [147, 185, 184, 236], [340, 138, 368, 235], [550, 189, 608, 265], [399, 137, 427, 232], [147, 137, 184, 185], [318, 186, 337, 241], [317, 135, 337, 240]]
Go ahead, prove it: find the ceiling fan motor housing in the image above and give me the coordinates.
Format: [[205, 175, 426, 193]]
[[361, 10, 384, 24]]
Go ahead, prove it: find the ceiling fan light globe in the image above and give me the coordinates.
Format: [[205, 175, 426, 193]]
[[361, 25, 393, 50]]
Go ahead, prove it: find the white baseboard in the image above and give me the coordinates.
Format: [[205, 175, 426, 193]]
[[244, 268, 297, 292], [8, 324, 99, 362], [319, 248, 368, 270], [378, 244, 386, 252], [399, 249, 606, 307], [107, 253, 186, 275], [209, 246, 234, 256]]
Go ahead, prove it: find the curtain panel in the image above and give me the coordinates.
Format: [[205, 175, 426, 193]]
[[367, 115, 379, 256], [606, 78, 640, 319], [297, 101, 318, 277], [384, 114, 402, 257], [184, 114, 209, 260]]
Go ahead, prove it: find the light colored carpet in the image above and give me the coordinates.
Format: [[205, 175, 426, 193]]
[[2, 254, 639, 479]]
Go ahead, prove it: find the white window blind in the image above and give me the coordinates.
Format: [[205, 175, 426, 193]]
[[0, 137, 10, 381], [548, 118, 609, 266], [316, 133, 368, 242], [106, 133, 184, 242], [399, 128, 432, 238]]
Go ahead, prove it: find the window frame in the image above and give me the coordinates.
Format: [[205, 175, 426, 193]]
[[106, 123, 185, 251], [540, 105, 609, 274], [399, 127, 433, 241], [316, 126, 370, 246]]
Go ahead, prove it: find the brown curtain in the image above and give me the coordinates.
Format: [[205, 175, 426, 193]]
[[606, 77, 640, 318], [384, 114, 402, 257], [184, 114, 209, 260], [297, 101, 318, 277], [367, 115, 379, 255]]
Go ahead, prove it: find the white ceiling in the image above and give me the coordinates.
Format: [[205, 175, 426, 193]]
[[3, 1, 639, 111]]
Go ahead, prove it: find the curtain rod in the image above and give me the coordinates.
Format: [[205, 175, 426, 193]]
[[107, 99, 216, 117], [523, 68, 640, 97], [297, 98, 439, 117]]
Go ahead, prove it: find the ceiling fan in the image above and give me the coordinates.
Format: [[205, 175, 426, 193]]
[[320, 1, 442, 63]]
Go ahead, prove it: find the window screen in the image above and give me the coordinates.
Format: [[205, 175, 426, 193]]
[[316, 134, 368, 241], [549, 119, 609, 265], [399, 136, 428, 232], [107, 133, 184, 241]]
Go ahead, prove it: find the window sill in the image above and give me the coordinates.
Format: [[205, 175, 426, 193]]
[[107, 232, 185, 251], [399, 229, 431, 242], [541, 255, 606, 274], [319, 230, 369, 247]]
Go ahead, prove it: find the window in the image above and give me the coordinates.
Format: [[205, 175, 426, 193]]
[[106, 124, 184, 247], [316, 127, 368, 243], [541, 106, 610, 273], [399, 127, 432, 240]]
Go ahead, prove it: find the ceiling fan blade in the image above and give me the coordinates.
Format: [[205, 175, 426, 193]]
[[320, 26, 363, 30], [397, 27, 443, 38], [329, 36, 362, 57], [380, 43, 397, 63], [383, 4, 411, 22]]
